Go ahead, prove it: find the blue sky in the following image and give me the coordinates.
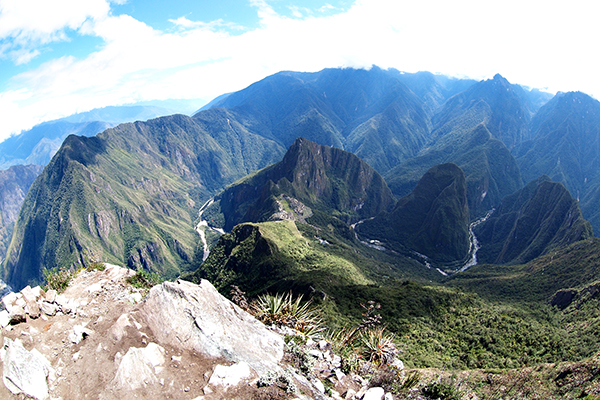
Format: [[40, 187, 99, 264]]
[[0, 0, 599, 142]]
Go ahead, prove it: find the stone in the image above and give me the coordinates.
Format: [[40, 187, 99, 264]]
[[128, 292, 143, 304], [112, 342, 165, 390], [68, 324, 93, 344], [110, 313, 132, 341], [44, 289, 57, 304], [142, 279, 284, 374], [54, 295, 70, 314], [391, 358, 404, 370], [8, 306, 26, 325], [0, 310, 10, 328], [2, 292, 19, 310], [344, 388, 357, 400], [384, 392, 394, 400], [21, 286, 40, 318], [39, 301, 59, 317], [363, 387, 385, 400], [311, 378, 325, 394], [1, 337, 54, 400], [208, 362, 252, 389]]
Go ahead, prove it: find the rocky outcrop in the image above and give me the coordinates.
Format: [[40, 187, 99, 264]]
[[142, 279, 285, 374]]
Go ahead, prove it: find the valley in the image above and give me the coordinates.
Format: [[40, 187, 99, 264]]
[[2, 66, 600, 398]]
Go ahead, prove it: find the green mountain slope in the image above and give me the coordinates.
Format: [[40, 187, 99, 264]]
[[359, 163, 470, 264], [385, 123, 522, 218], [211, 67, 433, 173], [0, 165, 44, 261], [515, 91, 600, 234], [474, 176, 593, 264], [2, 114, 285, 290], [212, 137, 396, 231]]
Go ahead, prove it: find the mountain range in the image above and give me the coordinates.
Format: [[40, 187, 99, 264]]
[[4, 66, 600, 376]]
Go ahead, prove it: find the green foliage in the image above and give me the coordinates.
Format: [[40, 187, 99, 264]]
[[252, 291, 324, 338], [86, 262, 106, 272], [43, 267, 74, 293], [126, 269, 163, 289], [421, 376, 463, 400]]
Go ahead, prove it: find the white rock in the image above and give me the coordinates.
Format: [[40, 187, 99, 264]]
[[1, 338, 54, 400], [112, 342, 165, 390], [363, 387, 385, 400], [142, 279, 284, 374], [110, 313, 132, 341], [344, 389, 357, 400], [391, 358, 404, 370], [31, 286, 43, 299], [128, 292, 143, 304], [39, 302, 59, 317], [2, 292, 19, 309], [68, 324, 93, 344], [0, 310, 10, 328], [384, 392, 394, 400], [44, 289, 57, 304], [311, 378, 325, 394], [86, 283, 103, 294], [208, 362, 252, 389]]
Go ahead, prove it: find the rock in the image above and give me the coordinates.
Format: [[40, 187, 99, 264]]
[[363, 387, 385, 400], [384, 392, 393, 400], [1, 337, 54, 400], [344, 388, 357, 400], [68, 324, 93, 344], [110, 313, 133, 341], [44, 289, 57, 304], [208, 362, 252, 389], [54, 295, 71, 314], [112, 342, 165, 390], [309, 349, 323, 359], [21, 287, 40, 318], [312, 378, 325, 394], [0, 310, 10, 328], [128, 292, 143, 304], [142, 279, 284, 374], [391, 358, 404, 370], [8, 306, 26, 325], [2, 292, 19, 310], [39, 301, 59, 317]]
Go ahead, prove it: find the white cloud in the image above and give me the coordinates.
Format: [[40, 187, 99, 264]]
[[1, 0, 600, 142]]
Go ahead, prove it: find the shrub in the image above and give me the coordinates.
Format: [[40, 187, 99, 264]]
[[252, 292, 324, 338], [86, 262, 106, 272], [43, 267, 74, 293], [126, 270, 162, 289]]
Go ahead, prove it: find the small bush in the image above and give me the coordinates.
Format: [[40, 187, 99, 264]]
[[43, 267, 74, 293], [252, 292, 324, 338], [126, 270, 162, 289], [86, 262, 106, 272], [421, 376, 462, 400]]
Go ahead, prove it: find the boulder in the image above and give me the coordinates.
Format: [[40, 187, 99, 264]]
[[208, 362, 253, 389], [1, 338, 54, 400], [39, 301, 59, 317], [142, 279, 284, 374], [112, 342, 165, 390], [0, 310, 10, 328], [44, 289, 57, 304], [363, 387, 385, 400]]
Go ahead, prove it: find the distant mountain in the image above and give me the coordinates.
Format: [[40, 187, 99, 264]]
[[514, 91, 600, 233], [385, 123, 523, 218], [392, 70, 477, 116], [2, 113, 285, 290], [208, 67, 433, 173], [474, 176, 593, 264], [431, 74, 533, 150], [0, 164, 43, 261], [0, 104, 188, 169], [359, 163, 470, 264], [210, 137, 396, 232]]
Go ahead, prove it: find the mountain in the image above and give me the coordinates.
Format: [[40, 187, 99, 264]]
[[514, 91, 600, 233], [0, 105, 186, 169], [431, 74, 533, 150], [1, 113, 285, 290], [211, 137, 395, 231], [358, 163, 470, 264], [209, 67, 433, 173], [0, 165, 44, 262], [474, 176, 593, 264], [392, 70, 477, 116], [385, 123, 523, 218]]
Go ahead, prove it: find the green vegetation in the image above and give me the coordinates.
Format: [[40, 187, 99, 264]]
[[43, 267, 74, 293], [126, 269, 163, 289]]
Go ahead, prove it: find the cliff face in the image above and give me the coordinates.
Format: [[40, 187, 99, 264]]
[[217, 137, 396, 231], [475, 176, 593, 264], [0, 165, 44, 261], [360, 163, 471, 264]]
